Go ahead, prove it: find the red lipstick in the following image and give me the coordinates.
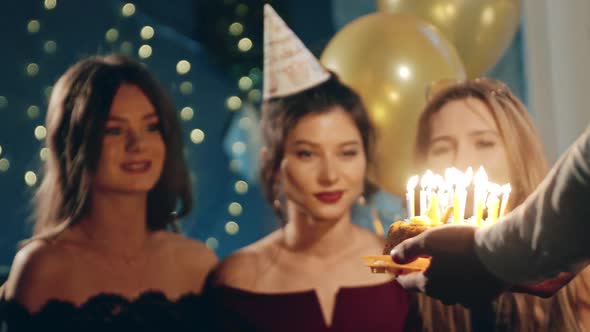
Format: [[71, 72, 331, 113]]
[[314, 191, 344, 204]]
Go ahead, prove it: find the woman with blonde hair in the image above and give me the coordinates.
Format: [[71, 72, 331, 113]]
[[411, 77, 584, 331]]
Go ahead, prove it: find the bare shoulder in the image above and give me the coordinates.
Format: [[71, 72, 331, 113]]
[[4, 239, 71, 312], [208, 232, 280, 290], [157, 232, 217, 268], [152, 231, 218, 293]]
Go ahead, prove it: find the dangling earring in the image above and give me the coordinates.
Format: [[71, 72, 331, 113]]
[[358, 195, 366, 206], [273, 199, 281, 209]]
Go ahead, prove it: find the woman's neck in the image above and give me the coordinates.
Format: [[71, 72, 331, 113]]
[[78, 191, 150, 259], [281, 202, 356, 258]]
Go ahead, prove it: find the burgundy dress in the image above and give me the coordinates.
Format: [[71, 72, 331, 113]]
[[207, 280, 415, 332]]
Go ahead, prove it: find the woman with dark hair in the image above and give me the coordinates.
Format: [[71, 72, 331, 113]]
[[205, 6, 414, 331], [1, 55, 216, 330]]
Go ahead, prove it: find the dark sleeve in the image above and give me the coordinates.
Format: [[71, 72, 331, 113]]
[[475, 125, 590, 283], [201, 270, 258, 332]]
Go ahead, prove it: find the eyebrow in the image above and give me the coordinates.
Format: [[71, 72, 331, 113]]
[[292, 139, 361, 147], [430, 130, 499, 143], [107, 113, 158, 122], [467, 130, 499, 137]]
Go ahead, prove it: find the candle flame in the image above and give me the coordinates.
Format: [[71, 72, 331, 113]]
[[502, 183, 512, 194], [474, 166, 488, 186], [433, 174, 445, 191], [462, 167, 473, 187], [407, 175, 419, 191], [444, 167, 458, 185], [487, 183, 502, 199], [421, 170, 433, 189]]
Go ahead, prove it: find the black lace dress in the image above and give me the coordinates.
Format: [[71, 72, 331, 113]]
[[0, 291, 210, 332]]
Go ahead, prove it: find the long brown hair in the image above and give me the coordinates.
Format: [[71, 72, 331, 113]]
[[413, 78, 580, 332], [31, 54, 191, 241], [260, 74, 376, 222]]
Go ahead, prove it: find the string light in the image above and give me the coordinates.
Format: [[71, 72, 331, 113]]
[[180, 107, 194, 121], [44, 86, 53, 100], [226, 96, 242, 111], [27, 20, 40, 34], [239, 116, 252, 130], [138, 44, 152, 59], [24, 171, 37, 186], [120, 41, 133, 55], [0, 159, 9, 172], [27, 105, 40, 119], [228, 22, 243, 36], [225, 221, 240, 235], [237, 38, 252, 52], [234, 180, 248, 194], [140, 26, 155, 40], [44, 0, 57, 10], [122, 3, 136, 17], [179, 81, 193, 95], [248, 67, 262, 83], [247, 89, 261, 102], [235, 3, 248, 17], [190, 129, 205, 144], [238, 76, 252, 91], [34, 126, 47, 140], [44, 40, 57, 54], [232, 141, 246, 155], [228, 202, 243, 216], [105, 28, 119, 43], [206, 237, 219, 250], [39, 147, 49, 161], [26, 63, 39, 77], [176, 60, 191, 75]]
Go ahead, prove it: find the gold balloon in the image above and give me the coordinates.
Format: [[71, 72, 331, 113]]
[[321, 13, 465, 196], [378, 0, 521, 78]]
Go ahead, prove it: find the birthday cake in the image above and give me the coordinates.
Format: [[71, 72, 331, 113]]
[[382, 219, 435, 255], [364, 167, 511, 275]]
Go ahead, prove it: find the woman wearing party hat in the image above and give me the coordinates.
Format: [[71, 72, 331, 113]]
[[205, 5, 415, 331]]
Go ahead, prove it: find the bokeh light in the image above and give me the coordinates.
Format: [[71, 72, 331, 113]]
[[176, 60, 191, 75], [228, 202, 243, 216], [234, 180, 248, 194], [180, 107, 194, 121], [225, 221, 240, 235], [140, 26, 155, 40], [190, 129, 205, 144], [122, 3, 136, 17], [25, 171, 37, 186]]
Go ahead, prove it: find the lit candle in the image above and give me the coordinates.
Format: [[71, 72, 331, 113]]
[[420, 170, 432, 216], [473, 166, 489, 225], [461, 167, 473, 222], [433, 174, 445, 217], [453, 167, 472, 223], [499, 184, 512, 218], [486, 184, 501, 223], [427, 190, 441, 225], [406, 175, 419, 218], [444, 168, 456, 208]]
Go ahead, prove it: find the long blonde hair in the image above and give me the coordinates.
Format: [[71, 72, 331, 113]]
[[413, 78, 581, 332]]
